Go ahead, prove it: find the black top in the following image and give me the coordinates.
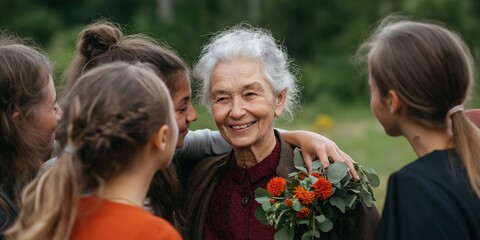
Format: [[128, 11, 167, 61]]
[[376, 149, 480, 240], [0, 187, 18, 240]]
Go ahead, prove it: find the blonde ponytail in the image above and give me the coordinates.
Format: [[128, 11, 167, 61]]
[[451, 113, 480, 199], [5, 151, 81, 240]]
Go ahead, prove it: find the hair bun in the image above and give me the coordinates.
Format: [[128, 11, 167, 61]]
[[78, 23, 123, 59]]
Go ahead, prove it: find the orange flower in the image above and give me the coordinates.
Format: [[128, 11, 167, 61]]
[[267, 177, 287, 197], [296, 207, 310, 219], [269, 199, 276, 204], [285, 198, 294, 207], [311, 172, 322, 179], [294, 186, 316, 205], [313, 176, 333, 201], [298, 172, 308, 180]]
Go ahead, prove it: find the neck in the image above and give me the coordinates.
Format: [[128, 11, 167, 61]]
[[402, 121, 453, 157], [97, 156, 156, 208], [234, 130, 276, 168]]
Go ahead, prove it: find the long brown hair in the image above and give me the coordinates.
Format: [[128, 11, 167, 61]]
[[6, 62, 175, 240], [63, 20, 188, 225], [358, 15, 480, 199], [0, 33, 53, 228]]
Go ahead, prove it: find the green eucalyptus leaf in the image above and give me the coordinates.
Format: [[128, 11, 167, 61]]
[[274, 227, 294, 240], [309, 175, 318, 183], [288, 172, 297, 177], [294, 149, 306, 169], [255, 196, 271, 204], [329, 196, 346, 213], [255, 207, 269, 225], [344, 194, 357, 208], [360, 190, 373, 207], [311, 160, 322, 170], [365, 172, 380, 187], [301, 230, 314, 240], [295, 166, 309, 173], [315, 214, 326, 223], [318, 218, 333, 232], [298, 219, 310, 225], [327, 162, 349, 183], [262, 201, 272, 211], [276, 209, 288, 228], [255, 188, 272, 198], [348, 188, 361, 193], [293, 199, 302, 211]]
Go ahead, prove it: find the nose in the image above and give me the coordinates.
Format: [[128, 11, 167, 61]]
[[229, 97, 246, 119], [187, 103, 198, 123], [55, 103, 63, 121]]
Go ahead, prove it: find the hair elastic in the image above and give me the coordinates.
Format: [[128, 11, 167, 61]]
[[447, 104, 464, 118], [63, 144, 77, 154]]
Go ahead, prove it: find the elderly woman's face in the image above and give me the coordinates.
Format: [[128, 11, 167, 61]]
[[210, 59, 285, 149]]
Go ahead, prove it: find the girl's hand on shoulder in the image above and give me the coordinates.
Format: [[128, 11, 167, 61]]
[[280, 130, 359, 180]]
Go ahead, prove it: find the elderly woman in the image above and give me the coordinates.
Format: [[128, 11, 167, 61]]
[[184, 25, 379, 240]]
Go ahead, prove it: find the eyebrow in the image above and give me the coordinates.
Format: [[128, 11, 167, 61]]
[[243, 82, 264, 91], [211, 81, 265, 98], [175, 96, 190, 106]]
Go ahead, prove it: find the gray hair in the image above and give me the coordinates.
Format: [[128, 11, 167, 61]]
[[194, 24, 300, 119]]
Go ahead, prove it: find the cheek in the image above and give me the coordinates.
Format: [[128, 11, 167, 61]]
[[211, 107, 226, 124], [175, 112, 184, 127]]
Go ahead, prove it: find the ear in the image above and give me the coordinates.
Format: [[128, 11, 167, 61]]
[[386, 90, 402, 114], [151, 125, 170, 152], [11, 111, 20, 120], [274, 89, 287, 117]]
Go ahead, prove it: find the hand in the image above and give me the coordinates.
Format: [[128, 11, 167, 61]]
[[280, 130, 359, 180]]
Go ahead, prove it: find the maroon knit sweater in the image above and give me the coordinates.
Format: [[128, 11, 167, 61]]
[[203, 138, 281, 240]]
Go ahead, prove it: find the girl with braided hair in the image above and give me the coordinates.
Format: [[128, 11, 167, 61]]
[[7, 62, 182, 240]]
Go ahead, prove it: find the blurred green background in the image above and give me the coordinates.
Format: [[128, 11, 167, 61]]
[[2, 0, 480, 212]]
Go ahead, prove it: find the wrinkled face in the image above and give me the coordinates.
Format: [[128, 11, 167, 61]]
[[171, 73, 198, 148], [369, 77, 399, 136], [210, 59, 285, 149], [30, 75, 62, 150]]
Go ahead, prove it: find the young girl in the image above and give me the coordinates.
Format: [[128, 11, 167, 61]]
[[358, 15, 480, 239], [0, 33, 62, 235], [7, 62, 182, 240]]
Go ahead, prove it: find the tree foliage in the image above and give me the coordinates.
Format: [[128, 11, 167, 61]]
[[1, 0, 479, 105]]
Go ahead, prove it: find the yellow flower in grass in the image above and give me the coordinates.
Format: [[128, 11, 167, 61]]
[[315, 114, 334, 130]]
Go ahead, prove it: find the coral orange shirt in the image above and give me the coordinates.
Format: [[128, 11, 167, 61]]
[[71, 196, 182, 240]]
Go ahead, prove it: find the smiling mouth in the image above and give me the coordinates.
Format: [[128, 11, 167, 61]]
[[230, 122, 255, 130]]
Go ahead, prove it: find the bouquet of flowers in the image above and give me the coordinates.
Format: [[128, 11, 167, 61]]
[[255, 150, 379, 240]]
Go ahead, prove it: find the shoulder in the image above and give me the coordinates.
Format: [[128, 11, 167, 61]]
[[391, 149, 469, 192], [276, 131, 295, 177], [193, 154, 229, 175]]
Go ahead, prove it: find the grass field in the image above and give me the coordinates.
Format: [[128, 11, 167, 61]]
[[190, 102, 417, 214]]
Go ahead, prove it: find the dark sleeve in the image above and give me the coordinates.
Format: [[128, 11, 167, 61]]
[[343, 202, 380, 240], [0, 210, 5, 240], [376, 171, 469, 240]]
